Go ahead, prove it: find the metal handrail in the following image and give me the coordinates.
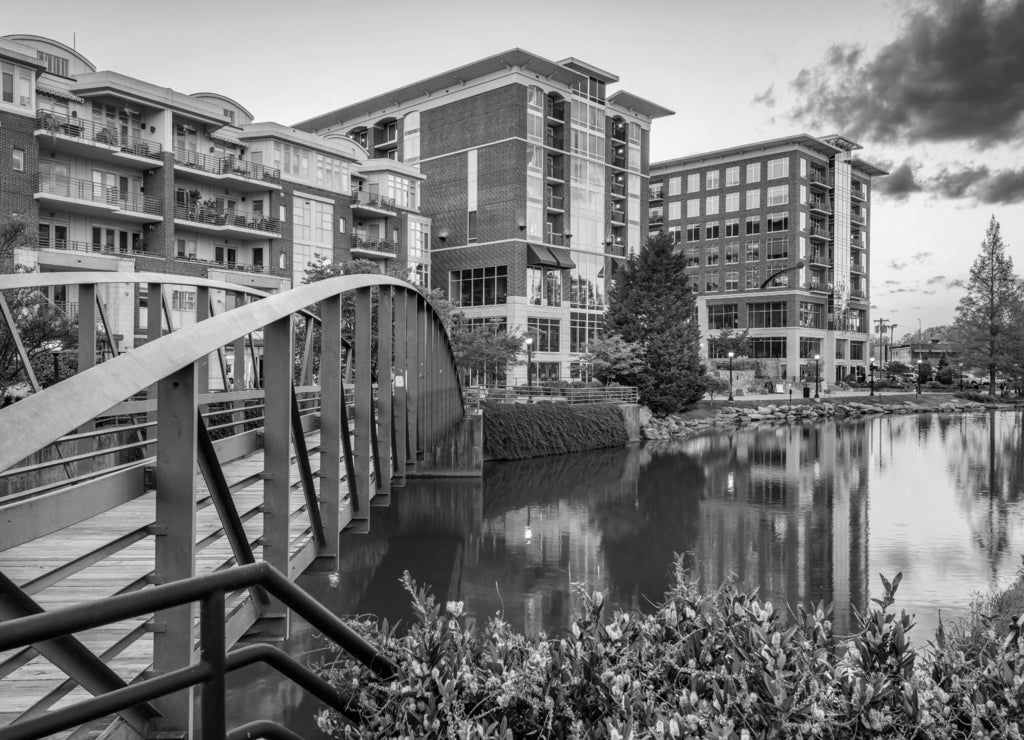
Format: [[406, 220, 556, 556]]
[[351, 190, 397, 210], [0, 273, 460, 474], [35, 175, 161, 216], [173, 147, 282, 184], [0, 561, 395, 739], [35, 110, 163, 160], [351, 236, 398, 255], [173, 203, 282, 235]]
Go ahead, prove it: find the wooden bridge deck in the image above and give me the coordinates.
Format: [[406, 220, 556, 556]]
[[0, 427, 366, 736]]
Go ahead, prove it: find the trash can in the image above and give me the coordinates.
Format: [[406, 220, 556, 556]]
[[802, 385, 810, 399]]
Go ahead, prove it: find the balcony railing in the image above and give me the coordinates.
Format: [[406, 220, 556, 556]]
[[546, 194, 564, 210], [611, 156, 626, 169], [809, 223, 831, 239], [850, 235, 865, 248], [850, 260, 866, 272], [173, 204, 281, 235], [37, 236, 144, 257], [36, 175, 162, 216], [808, 280, 831, 292], [809, 170, 832, 187], [808, 250, 829, 264], [52, 301, 79, 320], [851, 187, 866, 201], [546, 164, 564, 181], [809, 197, 831, 213], [175, 254, 269, 273], [351, 236, 397, 255], [545, 232, 565, 246], [546, 133, 565, 149], [648, 187, 663, 201], [605, 243, 626, 257], [36, 111, 163, 161], [609, 124, 627, 142], [851, 211, 866, 224], [649, 212, 663, 225], [351, 190, 397, 211], [610, 207, 626, 223], [610, 181, 626, 198], [850, 289, 867, 299], [173, 148, 281, 184], [545, 101, 565, 123]]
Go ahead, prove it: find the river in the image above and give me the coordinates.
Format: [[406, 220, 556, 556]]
[[227, 409, 1024, 734]]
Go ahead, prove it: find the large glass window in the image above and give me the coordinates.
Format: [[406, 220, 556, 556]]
[[706, 245, 719, 266], [745, 240, 760, 261], [724, 242, 739, 263], [725, 192, 740, 212], [746, 189, 760, 209], [293, 197, 333, 246], [1, 63, 32, 109], [570, 252, 605, 308], [687, 173, 700, 193], [705, 272, 720, 292], [387, 174, 418, 209], [668, 177, 682, 196], [799, 302, 824, 328], [746, 162, 761, 183], [527, 266, 562, 306], [686, 199, 700, 218], [766, 236, 788, 259], [767, 185, 788, 207], [708, 304, 738, 329], [527, 317, 560, 352], [570, 312, 603, 352], [800, 337, 822, 358], [705, 221, 720, 239], [668, 202, 682, 220], [686, 224, 701, 242], [724, 271, 739, 290], [767, 213, 789, 232], [449, 265, 508, 306], [767, 157, 789, 180], [724, 219, 740, 238], [705, 196, 719, 215], [748, 302, 788, 328], [725, 166, 740, 187], [750, 337, 787, 357], [706, 170, 720, 189]]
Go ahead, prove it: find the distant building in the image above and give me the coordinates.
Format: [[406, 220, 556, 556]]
[[297, 50, 673, 384], [650, 135, 887, 387]]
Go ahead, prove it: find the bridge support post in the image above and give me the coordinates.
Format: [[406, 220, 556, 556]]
[[392, 291, 409, 486], [153, 361, 198, 733], [415, 295, 426, 462], [318, 295, 342, 563], [196, 286, 210, 395], [352, 288, 372, 522], [377, 288, 393, 501], [261, 316, 292, 627]]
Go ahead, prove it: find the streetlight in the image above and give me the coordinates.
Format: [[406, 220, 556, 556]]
[[814, 354, 821, 400], [869, 356, 875, 397], [727, 351, 735, 401], [916, 359, 922, 397], [959, 363, 964, 393], [44, 340, 63, 386], [524, 336, 534, 404]]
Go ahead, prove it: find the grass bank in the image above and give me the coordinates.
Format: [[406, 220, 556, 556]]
[[482, 401, 628, 460]]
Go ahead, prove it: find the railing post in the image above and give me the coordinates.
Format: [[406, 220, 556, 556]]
[[200, 588, 226, 739], [377, 287, 393, 497], [153, 361, 198, 734], [76, 283, 97, 463], [352, 287, 372, 517], [231, 293, 247, 433], [263, 316, 293, 580], [415, 296, 427, 460], [196, 285, 210, 394], [319, 295, 342, 561], [393, 291, 409, 483]]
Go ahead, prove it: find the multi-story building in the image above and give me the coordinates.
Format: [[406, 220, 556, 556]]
[[650, 135, 886, 387], [0, 34, 429, 370], [297, 49, 673, 384]]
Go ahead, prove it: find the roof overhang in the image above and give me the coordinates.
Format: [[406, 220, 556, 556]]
[[293, 48, 587, 132], [238, 122, 364, 162], [357, 157, 426, 180], [851, 157, 889, 177], [651, 133, 842, 172], [556, 57, 618, 84], [607, 90, 674, 119], [70, 71, 228, 126]]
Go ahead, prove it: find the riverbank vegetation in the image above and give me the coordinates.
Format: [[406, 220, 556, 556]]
[[482, 401, 627, 460], [315, 560, 1024, 739]]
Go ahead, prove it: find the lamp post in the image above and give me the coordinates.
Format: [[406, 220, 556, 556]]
[[525, 336, 534, 404], [959, 363, 964, 392], [727, 351, 735, 401], [44, 340, 63, 386], [869, 356, 875, 397], [916, 359, 922, 397], [814, 354, 821, 400]]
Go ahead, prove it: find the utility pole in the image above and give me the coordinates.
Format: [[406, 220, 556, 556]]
[[874, 317, 889, 369], [889, 324, 898, 366]]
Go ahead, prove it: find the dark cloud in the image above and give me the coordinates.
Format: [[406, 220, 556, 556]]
[[923, 289, 937, 295], [931, 165, 991, 199], [887, 259, 908, 270], [752, 85, 776, 108], [789, 0, 1024, 147], [874, 159, 924, 200], [927, 275, 946, 284], [926, 164, 1024, 203], [947, 278, 967, 289]]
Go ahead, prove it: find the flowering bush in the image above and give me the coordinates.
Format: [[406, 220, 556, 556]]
[[315, 561, 1024, 738]]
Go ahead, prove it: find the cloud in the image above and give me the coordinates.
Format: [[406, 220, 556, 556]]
[[931, 165, 991, 199], [927, 275, 946, 284], [789, 0, 1024, 147], [874, 159, 924, 200], [923, 289, 937, 295], [911, 251, 932, 260], [946, 278, 967, 289], [883, 279, 902, 285], [887, 259, 908, 270], [752, 85, 776, 108]]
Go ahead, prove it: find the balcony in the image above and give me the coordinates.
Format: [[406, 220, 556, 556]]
[[351, 190, 397, 216], [173, 148, 282, 191], [850, 288, 867, 300], [609, 206, 626, 224], [808, 279, 831, 293], [648, 186, 663, 201], [648, 211, 663, 226], [35, 111, 163, 167], [605, 243, 626, 257], [35, 175, 162, 222], [37, 236, 143, 258], [173, 203, 281, 239], [850, 260, 866, 273], [175, 254, 269, 273], [809, 223, 831, 241], [546, 194, 565, 212], [610, 180, 626, 199], [374, 128, 399, 151], [351, 235, 397, 257], [807, 250, 830, 266], [611, 155, 626, 169], [851, 210, 866, 225], [851, 186, 866, 201], [809, 170, 832, 188], [545, 232, 566, 246], [850, 235, 865, 249], [545, 101, 565, 124], [809, 197, 831, 214], [546, 133, 565, 150], [609, 123, 627, 143], [546, 163, 564, 181]]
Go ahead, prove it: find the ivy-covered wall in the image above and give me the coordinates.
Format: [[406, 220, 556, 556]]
[[482, 402, 629, 460]]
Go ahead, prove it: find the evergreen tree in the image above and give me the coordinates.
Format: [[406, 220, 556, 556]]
[[951, 217, 1024, 394], [605, 233, 706, 413]]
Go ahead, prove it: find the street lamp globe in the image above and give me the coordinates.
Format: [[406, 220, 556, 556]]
[[727, 351, 735, 402], [813, 354, 821, 400], [869, 356, 876, 397]]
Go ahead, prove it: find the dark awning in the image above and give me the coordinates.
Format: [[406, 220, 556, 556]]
[[548, 246, 576, 269], [609, 255, 628, 270], [527, 243, 558, 267]]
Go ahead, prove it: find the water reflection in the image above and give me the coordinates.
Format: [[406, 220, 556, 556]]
[[231, 410, 1024, 735]]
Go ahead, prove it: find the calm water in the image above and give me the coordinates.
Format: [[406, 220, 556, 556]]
[[229, 409, 1024, 733]]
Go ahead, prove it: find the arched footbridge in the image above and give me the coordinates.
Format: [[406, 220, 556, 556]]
[[0, 271, 481, 739]]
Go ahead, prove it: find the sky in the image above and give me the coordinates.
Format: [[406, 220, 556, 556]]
[[8, 0, 1024, 331]]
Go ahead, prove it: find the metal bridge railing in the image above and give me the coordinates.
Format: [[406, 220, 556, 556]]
[[466, 384, 639, 405]]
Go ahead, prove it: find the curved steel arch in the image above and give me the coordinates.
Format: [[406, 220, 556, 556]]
[[0, 273, 462, 474], [0, 270, 278, 297]]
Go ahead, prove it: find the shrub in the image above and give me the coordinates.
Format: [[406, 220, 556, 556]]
[[316, 563, 1024, 739], [955, 390, 1003, 404], [482, 402, 627, 460]]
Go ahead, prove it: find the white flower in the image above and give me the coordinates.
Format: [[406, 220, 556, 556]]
[[594, 591, 604, 607], [446, 600, 464, 617], [668, 718, 681, 738]]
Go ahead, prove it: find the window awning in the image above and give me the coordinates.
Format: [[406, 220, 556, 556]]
[[527, 243, 558, 267], [547, 246, 576, 269]]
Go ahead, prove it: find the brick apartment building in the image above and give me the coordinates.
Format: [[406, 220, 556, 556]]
[[0, 34, 429, 373], [650, 135, 887, 387], [297, 49, 672, 384]]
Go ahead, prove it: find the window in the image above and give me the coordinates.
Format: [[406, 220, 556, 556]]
[[708, 304, 738, 329], [724, 219, 739, 238], [668, 202, 682, 220], [744, 266, 760, 289], [706, 170, 720, 189], [176, 237, 197, 258], [746, 218, 761, 235], [705, 221, 720, 239], [1, 63, 32, 109], [706, 245, 719, 266], [746, 162, 761, 183], [686, 224, 701, 242], [293, 197, 333, 245], [12, 148, 24, 171], [767, 185, 788, 206], [748, 302, 787, 328], [705, 196, 719, 215], [799, 302, 825, 329], [686, 198, 700, 218], [668, 225, 682, 244], [668, 176, 682, 196], [705, 272, 720, 292], [770, 272, 789, 287], [171, 290, 197, 312], [724, 271, 739, 290], [685, 248, 700, 268], [687, 173, 700, 193], [750, 337, 786, 357], [724, 242, 739, 263], [36, 51, 69, 76], [767, 157, 789, 180], [408, 219, 429, 259], [745, 240, 760, 261], [850, 341, 865, 360], [570, 312, 603, 353], [725, 192, 740, 212], [725, 166, 740, 187], [387, 174, 417, 209], [449, 265, 508, 306], [527, 266, 562, 306], [527, 317, 561, 352], [800, 337, 822, 359], [766, 236, 788, 259], [467, 210, 477, 243], [766, 213, 789, 232]]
